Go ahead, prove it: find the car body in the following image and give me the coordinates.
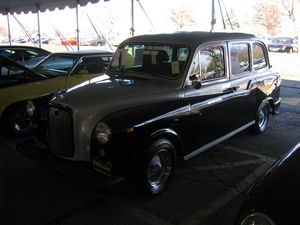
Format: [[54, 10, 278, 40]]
[[0, 45, 51, 68], [267, 37, 298, 53], [236, 142, 300, 225], [0, 50, 113, 134], [47, 32, 281, 194]]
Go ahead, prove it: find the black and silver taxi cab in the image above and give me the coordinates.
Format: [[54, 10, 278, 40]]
[[48, 32, 281, 194]]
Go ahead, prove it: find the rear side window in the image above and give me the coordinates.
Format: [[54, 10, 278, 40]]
[[253, 43, 267, 70], [230, 43, 250, 75]]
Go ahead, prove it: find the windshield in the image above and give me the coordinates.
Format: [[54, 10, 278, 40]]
[[34, 55, 79, 76], [109, 44, 190, 79]]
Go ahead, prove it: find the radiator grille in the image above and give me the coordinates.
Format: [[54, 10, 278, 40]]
[[49, 106, 74, 157]]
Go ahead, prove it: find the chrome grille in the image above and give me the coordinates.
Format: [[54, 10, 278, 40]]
[[49, 106, 74, 157]]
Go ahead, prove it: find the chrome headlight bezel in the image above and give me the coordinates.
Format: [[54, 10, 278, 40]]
[[94, 122, 112, 145], [26, 100, 36, 117]]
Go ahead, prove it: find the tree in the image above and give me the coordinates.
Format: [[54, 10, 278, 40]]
[[280, 0, 296, 23], [170, 8, 196, 30], [253, 1, 282, 36], [225, 9, 240, 30]]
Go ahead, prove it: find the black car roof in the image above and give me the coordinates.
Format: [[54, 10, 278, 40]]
[[51, 50, 113, 57], [0, 45, 50, 55], [120, 31, 258, 48]]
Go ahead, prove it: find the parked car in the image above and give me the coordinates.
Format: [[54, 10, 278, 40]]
[[47, 32, 281, 195], [80, 36, 106, 46], [0, 50, 113, 135], [0, 45, 50, 68], [61, 37, 78, 46], [267, 37, 298, 53], [236, 142, 300, 225]]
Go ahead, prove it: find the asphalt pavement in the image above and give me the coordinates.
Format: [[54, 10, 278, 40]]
[[1, 79, 300, 225]]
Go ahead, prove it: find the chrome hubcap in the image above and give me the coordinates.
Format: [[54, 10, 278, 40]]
[[258, 106, 267, 128], [147, 150, 172, 187]]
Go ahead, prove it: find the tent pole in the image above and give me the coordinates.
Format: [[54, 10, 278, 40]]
[[210, 0, 216, 32], [130, 0, 135, 36], [6, 11, 12, 45], [36, 5, 42, 48], [76, 1, 80, 51]]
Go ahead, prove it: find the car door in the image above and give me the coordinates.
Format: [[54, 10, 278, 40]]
[[228, 41, 258, 128], [181, 42, 237, 159]]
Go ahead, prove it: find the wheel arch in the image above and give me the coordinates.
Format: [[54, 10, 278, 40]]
[[130, 127, 185, 167], [150, 128, 185, 158], [1, 100, 28, 121], [264, 97, 276, 114]]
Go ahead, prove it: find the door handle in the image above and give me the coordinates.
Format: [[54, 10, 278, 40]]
[[223, 86, 239, 93]]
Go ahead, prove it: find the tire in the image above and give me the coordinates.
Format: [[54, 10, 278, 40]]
[[288, 48, 293, 54], [4, 104, 34, 135], [133, 139, 176, 195], [250, 102, 270, 134]]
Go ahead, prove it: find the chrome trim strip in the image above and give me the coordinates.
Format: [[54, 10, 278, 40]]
[[134, 89, 251, 128], [183, 121, 255, 161]]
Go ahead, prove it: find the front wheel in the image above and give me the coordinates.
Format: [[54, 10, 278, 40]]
[[4, 104, 34, 135], [133, 139, 176, 195], [250, 102, 270, 134]]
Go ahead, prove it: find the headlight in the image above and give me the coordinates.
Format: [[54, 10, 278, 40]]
[[240, 212, 276, 225], [26, 101, 36, 117], [94, 122, 111, 145]]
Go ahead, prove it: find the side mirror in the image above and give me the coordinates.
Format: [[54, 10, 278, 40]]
[[189, 74, 202, 89]]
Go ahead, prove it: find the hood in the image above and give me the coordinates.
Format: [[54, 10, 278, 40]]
[[0, 55, 47, 89], [249, 143, 300, 200], [51, 73, 179, 110]]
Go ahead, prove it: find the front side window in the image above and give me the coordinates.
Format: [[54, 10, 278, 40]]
[[109, 44, 190, 79], [189, 45, 225, 82], [253, 43, 267, 70], [34, 55, 79, 76], [200, 46, 225, 81], [230, 43, 250, 75]]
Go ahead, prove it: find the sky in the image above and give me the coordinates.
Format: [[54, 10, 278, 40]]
[[0, 0, 278, 43]]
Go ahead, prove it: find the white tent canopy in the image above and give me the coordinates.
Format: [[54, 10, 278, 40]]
[[0, 0, 111, 49], [0, 0, 101, 15]]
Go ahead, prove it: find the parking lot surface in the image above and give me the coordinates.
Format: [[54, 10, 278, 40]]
[[1, 79, 300, 225]]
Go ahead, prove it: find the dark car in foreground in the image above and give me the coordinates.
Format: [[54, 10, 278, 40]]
[[0, 45, 50, 68], [47, 32, 281, 194], [0, 50, 112, 135], [267, 37, 298, 53], [236, 142, 300, 225]]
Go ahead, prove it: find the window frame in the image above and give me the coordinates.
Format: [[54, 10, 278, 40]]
[[252, 42, 268, 71], [185, 41, 228, 87], [228, 41, 252, 78]]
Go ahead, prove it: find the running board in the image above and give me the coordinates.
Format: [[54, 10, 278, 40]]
[[183, 121, 255, 161]]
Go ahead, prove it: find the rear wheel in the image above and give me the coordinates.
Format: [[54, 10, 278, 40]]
[[132, 139, 175, 195], [250, 102, 270, 134]]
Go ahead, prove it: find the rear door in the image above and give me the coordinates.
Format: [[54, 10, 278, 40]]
[[228, 41, 260, 128]]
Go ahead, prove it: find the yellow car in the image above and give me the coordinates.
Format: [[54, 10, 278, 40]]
[[0, 50, 113, 134]]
